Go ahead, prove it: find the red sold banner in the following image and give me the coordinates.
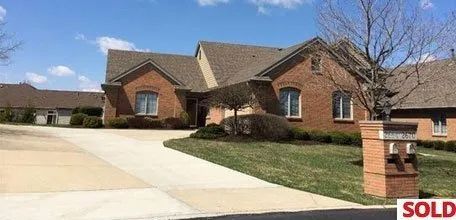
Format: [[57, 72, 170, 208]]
[[397, 199, 456, 219]]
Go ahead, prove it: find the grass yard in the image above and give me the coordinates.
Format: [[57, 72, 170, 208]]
[[164, 138, 456, 205]]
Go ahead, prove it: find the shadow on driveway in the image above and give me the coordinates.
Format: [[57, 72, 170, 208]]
[[194, 208, 396, 220]]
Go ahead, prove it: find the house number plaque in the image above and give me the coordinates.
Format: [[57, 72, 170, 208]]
[[378, 130, 417, 141]]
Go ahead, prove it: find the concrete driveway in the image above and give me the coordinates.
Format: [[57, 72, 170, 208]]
[[0, 125, 361, 220]]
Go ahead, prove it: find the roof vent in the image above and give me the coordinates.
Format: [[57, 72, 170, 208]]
[[252, 55, 256, 57], [278, 48, 283, 51]]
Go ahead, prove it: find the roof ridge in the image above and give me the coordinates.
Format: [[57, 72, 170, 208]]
[[199, 40, 283, 50], [108, 49, 195, 59], [40, 89, 104, 94]]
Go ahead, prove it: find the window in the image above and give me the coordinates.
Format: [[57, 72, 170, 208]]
[[280, 88, 300, 117], [433, 114, 447, 136], [311, 54, 322, 74], [333, 91, 352, 120], [135, 92, 158, 115]]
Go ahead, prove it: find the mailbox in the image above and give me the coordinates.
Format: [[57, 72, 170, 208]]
[[406, 143, 417, 155], [389, 143, 399, 155]]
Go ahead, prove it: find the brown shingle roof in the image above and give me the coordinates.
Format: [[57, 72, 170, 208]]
[[106, 50, 208, 92], [198, 41, 285, 87], [104, 38, 456, 110], [105, 40, 318, 92], [0, 83, 104, 109], [393, 58, 456, 109]]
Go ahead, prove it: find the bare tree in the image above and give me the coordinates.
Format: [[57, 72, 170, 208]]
[[317, 0, 456, 120], [0, 23, 21, 65], [208, 83, 259, 135]]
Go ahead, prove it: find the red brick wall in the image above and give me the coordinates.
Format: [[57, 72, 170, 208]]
[[206, 107, 225, 125], [392, 109, 456, 141], [103, 64, 185, 121], [103, 86, 119, 121], [255, 50, 366, 132]]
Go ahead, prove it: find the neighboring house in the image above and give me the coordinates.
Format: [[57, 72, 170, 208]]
[[391, 58, 456, 141], [102, 37, 455, 140], [0, 83, 104, 125]]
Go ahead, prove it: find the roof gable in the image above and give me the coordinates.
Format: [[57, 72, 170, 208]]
[[110, 59, 185, 86], [106, 50, 208, 92]]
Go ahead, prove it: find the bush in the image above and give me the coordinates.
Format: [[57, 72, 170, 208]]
[[415, 140, 423, 147], [291, 127, 310, 140], [433, 141, 446, 150], [73, 106, 103, 117], [162, 117, 184, 129], [82, 116, 103, 128], [107, 118, 128, 128], [330, 132, 353, 145], [444, 141, 456, 152], [127, 117, 162, 129], [206, 123, 219, 127], [20, 106, 36, 124], [421, 140, 434, 148], [348, 133, 362, 147], [0, 106, 14, 123], [70, 113, 88, 126], [308, 130, 332, 143], [71, 107, 80, 115], [190, 124, 227, 139], [180, 111, 191, 128], [221, 114, 291, 141]]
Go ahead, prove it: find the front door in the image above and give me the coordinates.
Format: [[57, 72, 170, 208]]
[[46, 110, 57, 124], [46, 115, 55, 124], [186, 99, 198, 127]]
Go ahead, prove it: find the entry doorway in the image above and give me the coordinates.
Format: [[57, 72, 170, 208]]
[[46, 110, 57, 124], [186, 98, 198, 127]]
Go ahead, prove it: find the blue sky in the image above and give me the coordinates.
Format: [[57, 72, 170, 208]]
[[0, 0, 454, 91]]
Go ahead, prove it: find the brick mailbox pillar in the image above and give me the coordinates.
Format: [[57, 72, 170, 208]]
[[359, 121, 419, 198]]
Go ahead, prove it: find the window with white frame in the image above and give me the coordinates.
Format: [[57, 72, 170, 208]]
[[135, 92, 158, 115], [279, 88, 300, 117], [333, 91, 352, 120], [433, 113, 447, 135]]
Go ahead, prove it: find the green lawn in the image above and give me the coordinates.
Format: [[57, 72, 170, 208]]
[[164, 138, 456, 205]]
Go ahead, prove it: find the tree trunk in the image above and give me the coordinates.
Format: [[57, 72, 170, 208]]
[[233, 109, 238, 135]]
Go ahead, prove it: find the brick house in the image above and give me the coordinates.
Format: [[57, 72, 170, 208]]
[[102, 37, 455, 140], [0, 83, 104, 125], [391, 58, 456, 141]]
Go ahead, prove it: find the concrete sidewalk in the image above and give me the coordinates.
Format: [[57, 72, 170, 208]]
[[0, 125, 362, 220]]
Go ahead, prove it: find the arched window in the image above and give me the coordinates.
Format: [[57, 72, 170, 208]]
[[279, 88, 301, 117], [332, 91, 352, 119], [135, 91, 158, 115]]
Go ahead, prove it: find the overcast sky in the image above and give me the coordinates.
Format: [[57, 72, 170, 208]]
[[0, 0, 453, 91]]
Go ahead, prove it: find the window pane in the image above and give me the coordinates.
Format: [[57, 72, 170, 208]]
[[441, 115, 447, 134], [289, 90, 300, 116], [433, 122, 440, 134], [342, 94, 352, 119], [136, 94, 146, 114], [279, 90, 289, 116], [333, 92, 341, 118], [146, 93, 158, 115]]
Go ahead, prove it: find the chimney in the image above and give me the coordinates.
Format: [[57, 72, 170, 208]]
[[451, 48, 455, 60]]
